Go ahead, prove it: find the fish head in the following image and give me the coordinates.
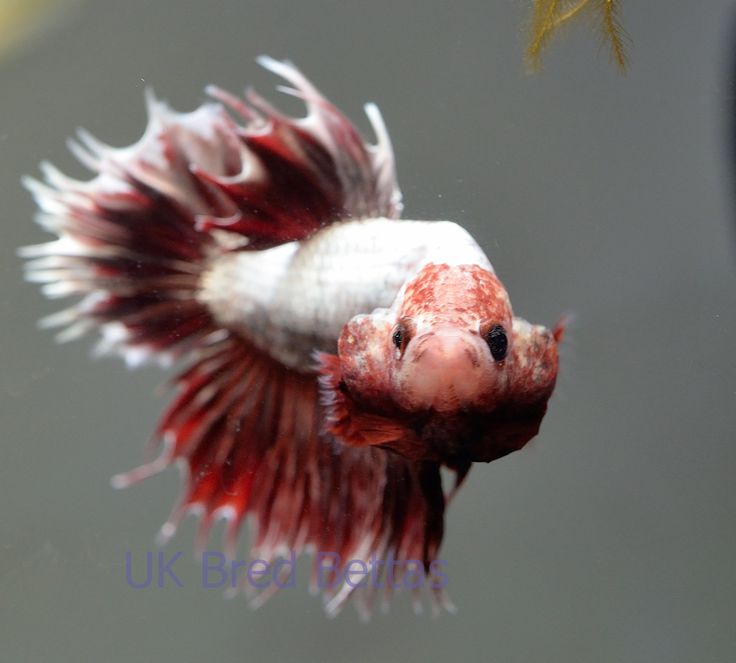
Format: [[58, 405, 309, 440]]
[[337, 263, 562, 413], [372, 263, 517, 413], [325, 263, 562, 461]]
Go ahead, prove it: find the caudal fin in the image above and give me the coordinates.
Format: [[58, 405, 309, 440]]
[[20, 59, 456, 615], [21, 57, 401, 366]]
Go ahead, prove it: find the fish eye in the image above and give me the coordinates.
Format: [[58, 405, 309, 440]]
[[484, 324, 508, 361], [391, 318, 414, 357]]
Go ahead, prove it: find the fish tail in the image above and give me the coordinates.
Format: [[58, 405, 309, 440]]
[[21, 57, 401, 364], [20, 59, 454, 615]]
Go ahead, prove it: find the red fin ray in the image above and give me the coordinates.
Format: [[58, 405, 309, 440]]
[[23, 59, 453, 616], [114, 337, 453, 614], [23, 58, 401, 366]]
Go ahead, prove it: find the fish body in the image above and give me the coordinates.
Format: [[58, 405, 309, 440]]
[[201, 217, 489, 370], [21, 57, 561, 615]]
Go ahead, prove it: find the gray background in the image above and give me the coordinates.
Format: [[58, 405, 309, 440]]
[[2, 1, 735, 661]]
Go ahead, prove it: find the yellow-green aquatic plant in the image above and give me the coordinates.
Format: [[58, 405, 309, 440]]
[[526, 0, 629, 72]]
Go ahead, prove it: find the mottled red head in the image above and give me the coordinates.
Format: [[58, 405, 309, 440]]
[[387, 264, 513, 413], [319, 263, 561, 465]]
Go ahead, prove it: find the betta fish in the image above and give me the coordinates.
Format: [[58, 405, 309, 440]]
[[21, 57, 563, 616]]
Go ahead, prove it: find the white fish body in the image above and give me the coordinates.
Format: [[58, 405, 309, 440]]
[[201, 217, 491, 369]]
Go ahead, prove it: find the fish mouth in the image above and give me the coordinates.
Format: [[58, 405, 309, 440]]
[[411, 331, 482, 369], [399, 329, 488, 412]]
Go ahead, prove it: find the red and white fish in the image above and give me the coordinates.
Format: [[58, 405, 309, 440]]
[[21, 57, 563, 616]]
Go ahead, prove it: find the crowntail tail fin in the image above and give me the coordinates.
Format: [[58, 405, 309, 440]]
[[22, 58, 401, 365], [21, 60, 455, 615], [114, 336, 453, 616]]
